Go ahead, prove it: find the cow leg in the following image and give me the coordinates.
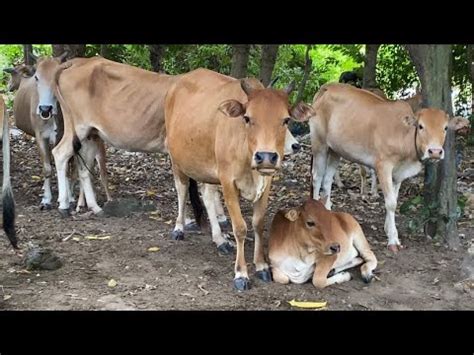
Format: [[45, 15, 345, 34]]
[[333, 169, 344, 188], [311, 147, 328, 199], [201, 184, 233, 254], [171, 167, 189, 241], [272, 267, 290, 284], [221, 180, 249, 291], [95, 137, 112, 202], [253, 181, 272, 282], [76, 183, 86, 213], [369, 168, 378, 196], [214, 191, 229, 228], [376, 162, 401, 252], [36, 136, 53, 210], [313, 256, 351, 289], [359, 165, 367, 196], [332, 257, 364, 274], [76, 140, 103, 215], [52, 137, 74, 217], [320, 150, 339, 210]]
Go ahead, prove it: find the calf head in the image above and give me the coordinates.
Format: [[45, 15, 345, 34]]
[[3, 63, 36, 92], [31, 52, 68, 120], [218, 79, 314, 175], [284, 198, 342, 256], [405, 108, 470, 161]]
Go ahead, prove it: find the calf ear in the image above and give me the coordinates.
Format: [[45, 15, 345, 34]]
[[20, 65, 36, 77], [3, 68, 16, 74], [448, 116, 470, 131], [403, 114, 417, 126], [290, 102, 315, 122], [218, 99, 245, 118], [284, 209, 300, 222]]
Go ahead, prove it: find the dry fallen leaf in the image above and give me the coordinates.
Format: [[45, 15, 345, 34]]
[[148, 247, 160, 252], [31, 175, 41, 181], [108, 279, 117, 288], [164, 220, 173, 225], [3, 295, 12, 301], [288, 299, 327, 309], [72, 237, 81, 242], [149, 216, 161, 221]]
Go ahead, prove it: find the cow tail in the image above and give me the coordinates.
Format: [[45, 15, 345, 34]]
[[2, 101, 18, 249]]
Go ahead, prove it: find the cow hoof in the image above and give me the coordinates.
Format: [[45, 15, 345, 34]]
[[185, 221, 200, 232], [76, 206, 86, 214], [256, 269, 272, 282], [218, 220, 231, 229], [388, 244, 400, 253], [40, 203, 52, 211], [170, 230, 185, 241], [217, 242, 234, 255], [362, 274, 374, 284], [233, 277, 250, 291], [327, 268, 335, 278], [58, 208, 71, 218], [94, 210, 105, 217]]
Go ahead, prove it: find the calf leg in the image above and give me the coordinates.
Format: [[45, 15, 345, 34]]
[[221, 179, 249, 291], [252, 180, 272, 282], [201, 184, 233, 254], [332, 257, 364, 274], [313, 256, 351, 289], [311, 147, 328, 200], [320, 150, 339, 210], [376, 161, 401, 252], [272, 267, 290, 284]]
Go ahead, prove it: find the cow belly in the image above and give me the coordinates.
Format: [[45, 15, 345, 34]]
[[327, 137, 375, 168], [279, 257, 315, 284], [393, 160, 422, 183]]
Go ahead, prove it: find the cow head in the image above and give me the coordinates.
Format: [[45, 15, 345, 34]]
[[284, 198, 342, 256], [32, 52, 68, 120], [218, 79, 314, 175], [3, 64, 36, 92], [405, 108, 471, 161]]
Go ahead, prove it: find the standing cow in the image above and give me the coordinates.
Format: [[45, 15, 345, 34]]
[[309, 83, 469, 252], [165, 68, 314, 290]]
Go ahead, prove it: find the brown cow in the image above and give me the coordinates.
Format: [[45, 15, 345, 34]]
[[164, 68, 314, 290], [269, 198, 377, 288], [309, 83, 469, 252], [0, 95, 17, 248], [4, 54, 111, 210]]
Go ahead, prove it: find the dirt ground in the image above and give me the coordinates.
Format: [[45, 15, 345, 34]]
[[1, 129, 473, 310]]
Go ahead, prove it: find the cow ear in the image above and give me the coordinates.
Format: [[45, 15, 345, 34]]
[[403, 114, 417, 126], [448, 116, 470, 131], [284, 209, 300, 222], [3, 67, 16, 74], [218, 99, 245, 118], [290, 102, 315, 122]]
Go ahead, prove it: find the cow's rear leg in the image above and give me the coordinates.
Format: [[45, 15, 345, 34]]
[[253, 181, 272, 282], [333, 170, 344, 188], [36, 136, 53, 210], [320, 150, 339, 210], [94, 136, 112, 202], [272, 267, 290, 284], [214, 191, 230, 228], [201, 184, 234, 254], [311, 147, 327, 200], [170, 167, 189, 241]]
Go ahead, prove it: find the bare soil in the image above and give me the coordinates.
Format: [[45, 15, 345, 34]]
[[1, 130, 473, 310]]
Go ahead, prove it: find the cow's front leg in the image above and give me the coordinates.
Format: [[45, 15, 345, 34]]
[[36, 136, 52, 210], [170, 166, 189, 241], [221, 179, 249, 291], [376, 161, 401, 252], [311, 147, 328, 200], [313, 256, 349, 289], [320, 150, 339, 210], [252, 180, 272, 282], [77, 140, 103, 215], [52, 135, 74, 217]]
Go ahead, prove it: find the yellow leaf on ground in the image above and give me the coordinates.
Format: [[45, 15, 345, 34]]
[[108, 279, 117, 288], [288, 299, 327, 309], [164, 220, 173, 225], [146, 190, 157, 197], [31, 175, 41, 181], [3, 295, 12, 301], [149, 216, 161, 221], [150, 210, 160, 215], [148, 247, 160, 252], [72, 237, 81, 242], [85, 235, 98, 240]]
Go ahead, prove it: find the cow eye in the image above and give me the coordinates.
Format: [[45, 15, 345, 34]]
[[418, 124, 424, 130], [34, 75, 39, 82], [306, 221, 315, 227], [444, 126, 448, 132], [283, 117, 291, 125], [243, 115, 250, 124]]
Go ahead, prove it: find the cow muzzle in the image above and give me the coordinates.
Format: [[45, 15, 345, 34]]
[[39, 105, 53, 120], [425, 147, 444, 160], [325, 243, 341, 255], [253, 151, 280, 175]]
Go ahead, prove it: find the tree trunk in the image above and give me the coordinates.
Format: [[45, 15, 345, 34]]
[[468, 44, 474, 113], [100, 44, 109, 59], [148, 45, 165, 73], [362, 44, 380, 88], [23, 44, 33, 65], [260, 45, 279, 86], [296, 45, 312, 103], [230, 45, 250, 79], [406, 44, 459, 249], [52, 44, 86, 59]]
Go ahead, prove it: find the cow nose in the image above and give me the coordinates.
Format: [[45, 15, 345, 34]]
[[254, 152, 279, 166], [329, 243, 340, 254], [39, 105, 53, 118], [428, 148, 443, 159], [291, 143, 301, 152]]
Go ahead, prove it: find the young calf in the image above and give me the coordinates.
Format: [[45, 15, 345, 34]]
[[269, 198, 377, 289]]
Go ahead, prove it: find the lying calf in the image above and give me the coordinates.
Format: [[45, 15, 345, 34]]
[[269, 198, 377, 289]]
